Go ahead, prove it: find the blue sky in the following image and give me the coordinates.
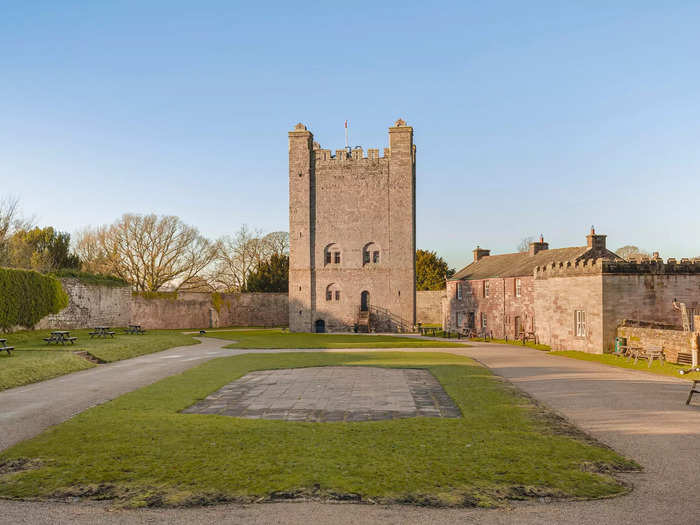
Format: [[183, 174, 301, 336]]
[[1, 1, 699, 268]]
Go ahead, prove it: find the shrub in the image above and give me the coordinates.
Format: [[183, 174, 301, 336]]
[[0, 268, 69, 330], [50, 269, 129, 287]]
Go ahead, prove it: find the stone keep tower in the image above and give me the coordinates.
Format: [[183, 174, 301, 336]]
[[288, 120, 416, 333]]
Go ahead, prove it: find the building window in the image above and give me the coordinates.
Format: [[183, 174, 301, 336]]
[[456, 311, 463, 327], [324, 243, 341, 266], [481, 312, 488, 328], [363, 242, 380, 266], [326, 283, 341, 302], [484, 281, 490, 298], [575, 310, 586, 337], [456, 282, 462, 300], [515, 278, 521, 298], [468, 312, 475, 328]]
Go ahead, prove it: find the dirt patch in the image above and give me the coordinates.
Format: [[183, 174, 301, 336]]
[[0, 458, 42, 476]]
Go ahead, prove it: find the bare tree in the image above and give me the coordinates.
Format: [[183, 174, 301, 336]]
[[210, 227, 289, 291], [82, 214, 218, 291], [615, 245, 649, 261], [263, 231, 289, 256], [516, 236, 536, 253], [0, 196, 33, 264]]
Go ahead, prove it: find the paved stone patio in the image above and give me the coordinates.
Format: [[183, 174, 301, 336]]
[[182, 366, 461, 422]]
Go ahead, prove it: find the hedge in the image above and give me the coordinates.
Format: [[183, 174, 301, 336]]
[[0, 268, 69, 331]]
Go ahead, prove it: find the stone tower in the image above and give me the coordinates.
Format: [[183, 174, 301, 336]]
[[288, 120, 416, 332]]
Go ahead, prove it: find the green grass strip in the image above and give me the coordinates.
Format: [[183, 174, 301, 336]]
[[0, 352, 637, 508]]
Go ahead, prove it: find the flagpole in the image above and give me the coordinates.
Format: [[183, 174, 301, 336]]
[[345, 120, 349, 152]]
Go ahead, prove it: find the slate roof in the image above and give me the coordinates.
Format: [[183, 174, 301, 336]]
[[451, 246, 613, 280]]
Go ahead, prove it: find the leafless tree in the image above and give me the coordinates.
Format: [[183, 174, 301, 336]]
[[0, 196, 33, 264], [615, 245, 649, 261], [77, 214, 218, 291], [210, 227, 289, 291], [516, 236, 536, 253]]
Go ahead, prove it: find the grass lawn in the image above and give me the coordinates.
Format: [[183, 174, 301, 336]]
[[203, 328, 468, 349], [0, 329, 199, 391], [0, 352, 637, 508], [551, 351, 700, 381]]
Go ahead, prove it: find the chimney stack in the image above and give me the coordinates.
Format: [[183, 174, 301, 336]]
[[473, 246, 490, 262], [586, 226, 607, 251], [529, 234, 549, 256]]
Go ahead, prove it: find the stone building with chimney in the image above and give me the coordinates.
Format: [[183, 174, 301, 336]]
[[288, 120, 416, 333], [444, 229, 700, 354]]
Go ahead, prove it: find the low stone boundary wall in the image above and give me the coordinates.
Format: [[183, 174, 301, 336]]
[[617, 321, 694, 364], [36, 278, 131, 330], [130, 292, 288, 329], [416, 290, 445, 324]]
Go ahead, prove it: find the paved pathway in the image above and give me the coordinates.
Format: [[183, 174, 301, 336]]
[[0, 341, 698, 524]]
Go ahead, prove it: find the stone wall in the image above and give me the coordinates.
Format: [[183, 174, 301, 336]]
[[130, 292, 289, 330], [36, 278, 131, 330], [416, 290, 445, 324], [534, 274, 604, 352], [445, 276, 535, 338], [616, 322, 694, 364]]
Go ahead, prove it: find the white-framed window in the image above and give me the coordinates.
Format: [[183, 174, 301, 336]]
[[515, 278, 521, 298], [484, 281, 490, 298], [456, 282, 463, 300], [575, 310, 586, 337], [456, 311, 463, 327], [481, 312, 488, 328]]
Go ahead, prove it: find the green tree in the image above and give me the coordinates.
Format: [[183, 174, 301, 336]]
[[7, 227, 79, 272], [243, 253, 289, 292], [416, 249, 455, 290]]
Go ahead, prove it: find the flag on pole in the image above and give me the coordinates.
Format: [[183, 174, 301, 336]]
[[344, 120, 347, 128]]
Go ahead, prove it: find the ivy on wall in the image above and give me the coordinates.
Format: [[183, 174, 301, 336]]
[[0, 268, 69, 331]]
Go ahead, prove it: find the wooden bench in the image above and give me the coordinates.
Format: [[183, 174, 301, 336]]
[[687, 380, 700, 405]]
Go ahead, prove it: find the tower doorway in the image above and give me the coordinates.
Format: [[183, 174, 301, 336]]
[[360, 291, 370, 312], [314, 319, 326, 333]]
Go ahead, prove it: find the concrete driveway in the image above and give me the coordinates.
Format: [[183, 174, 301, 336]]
[[0, 341, 698, 524]]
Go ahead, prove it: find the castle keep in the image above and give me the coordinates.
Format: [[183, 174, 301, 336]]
[[288, 120, 416, 332]]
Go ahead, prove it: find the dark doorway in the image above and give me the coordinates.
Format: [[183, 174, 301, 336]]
[[314, 319, 326, 333], [514, 316, 522, 338], [360, 291, 370, 311]]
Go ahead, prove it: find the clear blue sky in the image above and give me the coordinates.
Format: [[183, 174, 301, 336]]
[[2, 1, 699, 268]]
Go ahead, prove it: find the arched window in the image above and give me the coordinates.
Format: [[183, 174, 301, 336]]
[[325, 283, 341, 302], [363, 242, 380, 265], [324, 243, 341, 266]]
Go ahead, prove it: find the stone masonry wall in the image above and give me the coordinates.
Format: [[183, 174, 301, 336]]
[[36, 278, 131, 330], [616, 324, 693, 364], [288, 121, 416, 333], [534, 274, 604, 352], [129, 292, 289, 330], [444, 276, 535, 338], [416, 290, 445, 324]]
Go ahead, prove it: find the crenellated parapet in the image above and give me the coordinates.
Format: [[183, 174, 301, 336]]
[[535, 257, 700, 279], [314, 145, 390, 163]]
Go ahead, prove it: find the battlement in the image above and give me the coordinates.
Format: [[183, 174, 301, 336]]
[[535, 257, 700, 279], [314, 146, 390, 162]]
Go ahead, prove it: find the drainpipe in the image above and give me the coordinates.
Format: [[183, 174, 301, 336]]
[[503, 278, 506, 340]]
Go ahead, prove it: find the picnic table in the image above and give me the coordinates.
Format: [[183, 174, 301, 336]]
[[126, 324, 146, 335], [44, 331, 77, 345], [0, 338, 13, 356], [89, 326, 115, 338], [627, 345, 665, 367], [521, 331, 538, 345]]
